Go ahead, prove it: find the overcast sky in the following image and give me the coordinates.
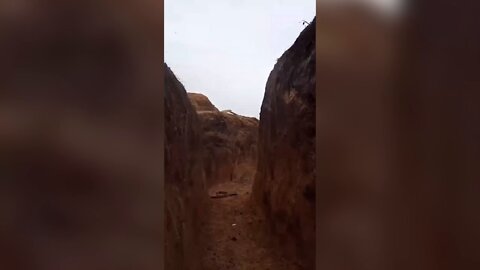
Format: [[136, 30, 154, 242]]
[[164, 0, 401, 118], [165, 0, 316, 118]]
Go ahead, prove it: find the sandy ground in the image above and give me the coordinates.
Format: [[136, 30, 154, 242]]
[[200, 179, 302, 270]]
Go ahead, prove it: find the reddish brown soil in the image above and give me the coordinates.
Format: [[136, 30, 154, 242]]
[[200, 178, 302, 270]]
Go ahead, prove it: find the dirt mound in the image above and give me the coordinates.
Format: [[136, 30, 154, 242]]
[[165, 64, 206, 270], [188, 94, 259, 187], [252, 17, 316, 269], [188, 93, 219, 112]]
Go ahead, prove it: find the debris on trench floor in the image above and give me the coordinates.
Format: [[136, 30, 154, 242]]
[[200, 181, 302, 270], [210, 191, 239, 199]]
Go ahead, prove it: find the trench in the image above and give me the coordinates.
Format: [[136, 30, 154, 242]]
[[165, 14, 316, 269]]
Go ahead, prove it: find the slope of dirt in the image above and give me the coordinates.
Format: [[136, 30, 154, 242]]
[[165, 64, 207, 270], [252, 17, 316, 269]]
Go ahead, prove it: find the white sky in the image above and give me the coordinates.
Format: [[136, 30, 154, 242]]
[[164, 0, 401, 118], [165, 0, 316, 118]]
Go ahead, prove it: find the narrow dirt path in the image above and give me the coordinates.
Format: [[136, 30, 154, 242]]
[[200, 179, 301, 270]]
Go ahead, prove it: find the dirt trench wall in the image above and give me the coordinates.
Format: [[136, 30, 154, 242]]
[[188, 93, 259, 187], [252, 17, 316, 268], [165, 65, 207, 270]]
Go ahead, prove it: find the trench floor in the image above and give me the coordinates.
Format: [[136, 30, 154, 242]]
[[200, 179, 302, 270]]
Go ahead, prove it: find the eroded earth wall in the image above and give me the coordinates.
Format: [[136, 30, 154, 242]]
[[252, 17, 316, 269], [165, 65, 207, 270]]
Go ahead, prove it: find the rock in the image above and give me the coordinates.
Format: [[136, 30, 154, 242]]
[[188, 93, 258, 187], [252, 17, 316, 268], [165, 64, 206, 270]]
